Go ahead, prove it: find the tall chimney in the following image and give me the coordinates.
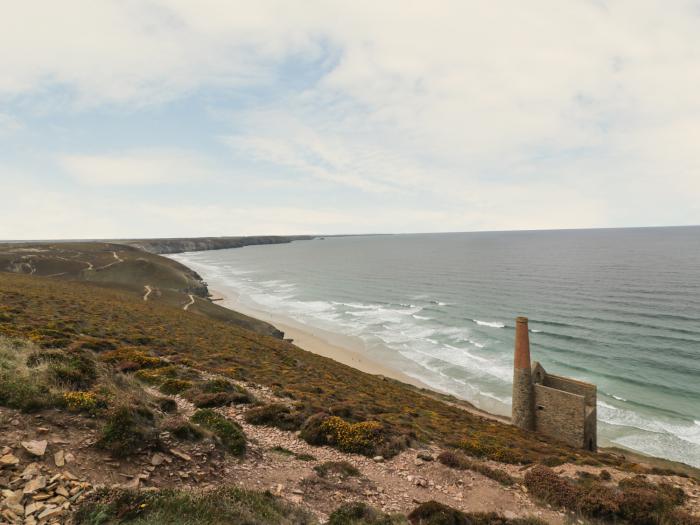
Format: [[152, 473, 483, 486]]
[[512, 316, 535, 430]]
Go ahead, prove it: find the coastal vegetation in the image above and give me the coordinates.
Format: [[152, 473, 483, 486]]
[[1, 243, 698, 523]]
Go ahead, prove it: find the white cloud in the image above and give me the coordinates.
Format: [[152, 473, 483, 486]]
[[59, 150, 213, 186], [1, 1, 699, 234]]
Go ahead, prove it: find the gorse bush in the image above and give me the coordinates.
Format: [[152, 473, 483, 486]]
[[319, 416, 383, 455], [63, 390, 106, 414]]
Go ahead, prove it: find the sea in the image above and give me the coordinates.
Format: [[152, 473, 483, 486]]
[[170, 227, 700, 468]]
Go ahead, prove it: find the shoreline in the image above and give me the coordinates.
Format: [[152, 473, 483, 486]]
[[208, 287, 700, 476], [208, 286, 509, 425]]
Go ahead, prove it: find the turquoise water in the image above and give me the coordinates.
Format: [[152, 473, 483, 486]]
[[171, 227, 700, 467]]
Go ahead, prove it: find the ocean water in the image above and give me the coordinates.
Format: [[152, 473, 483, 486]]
[[170, 227, 700, 467]]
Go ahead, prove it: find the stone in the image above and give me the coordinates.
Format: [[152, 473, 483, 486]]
[[169, 449, 191, 461], [121, 477, 140, 490], [21, 440, 47, 457], [54, 450, 65, 467], [23, 476, 47, 494], [0, 453, 19, 466], [372, 456, 384, 462], [21, 463, 40, 477], [55, 485, 69, 498], [150, 453, 165, 466], [64, 452, 76, 464], [417, 451, 434, 461], [37, 506, 63, 520]]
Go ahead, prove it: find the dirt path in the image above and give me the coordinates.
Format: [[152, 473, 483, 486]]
[[183, 294, 195, 310], [94, 251, 124, 271], [143, 285, 153, 301]]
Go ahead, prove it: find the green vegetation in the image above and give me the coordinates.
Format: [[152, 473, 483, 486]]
[[313, 461, 361, 479], [328, 502, 405, 525], [185, 378, 255, 407], [190, 409, 246, 455], [74, 486, 315, 524], [269, 446, 315, 461], [407, 502, 547, 525], [245, 402, 305, 430], [437, 451, 516, 486], [98, 405, 158, 458], [0, 255, 687, 473], [524, 465, 695, 524]]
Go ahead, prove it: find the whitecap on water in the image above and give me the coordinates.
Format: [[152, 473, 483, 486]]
[[473, 319, 505, 328]]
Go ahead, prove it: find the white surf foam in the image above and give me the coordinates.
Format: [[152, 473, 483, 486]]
[[474, 320, 505, 328]]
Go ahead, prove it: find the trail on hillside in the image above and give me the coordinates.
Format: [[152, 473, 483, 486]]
[[94, 251, 124, 271], [183, 294, 195, 310], [143, 285, 153, 301]]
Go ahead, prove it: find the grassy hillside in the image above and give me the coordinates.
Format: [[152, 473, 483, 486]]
[[0, 271, 622, 467], [0, 242, 283, 338]]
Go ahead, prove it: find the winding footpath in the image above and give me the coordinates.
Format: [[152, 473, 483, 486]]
[[183, 294, 195, 311], [143, 285, 153, 301]]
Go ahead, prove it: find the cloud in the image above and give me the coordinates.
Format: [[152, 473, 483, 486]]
[[0, 113, 22, 136], [59, 150, 213, 186], [1, 1, 699, 236]]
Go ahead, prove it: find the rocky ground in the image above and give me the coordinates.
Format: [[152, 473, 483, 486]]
[[1, 380, 699, 524]]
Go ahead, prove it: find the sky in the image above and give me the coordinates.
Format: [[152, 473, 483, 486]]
[[1, 0, 699, 239]]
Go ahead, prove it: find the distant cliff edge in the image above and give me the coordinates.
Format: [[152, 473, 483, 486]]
[[123, 235, 314, 254]]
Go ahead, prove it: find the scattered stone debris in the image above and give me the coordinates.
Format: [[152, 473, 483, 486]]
[[0, 453, 94, 525]]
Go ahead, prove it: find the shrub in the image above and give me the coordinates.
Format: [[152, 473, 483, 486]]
[[101, 347, 164, 370], [577, 483, 621, 520], [98, 405, 158, 457], [157, 397, 178, 413], [599, 469, 612, 481], [191, 409, 246, 455], [523, 465, 580, 510], [244, 403, 305, 431], [74, 486, 315, 524], [166, 420, 204, 441], [408, 501, 470, 525], [328, 502, 404, 525], [63, 390, 106, 414], [437, 451, 468, 469], [437, 451, 515, 486], [47, 353, 97, 389], [300, 412, 330, 445], [319, 416, 383, 455], [463, 513, 548, 525], [159, 379, 193, 395], [455, 434, 523, 464], [0, 371, 58, 412], [314, 461, 360, 479]]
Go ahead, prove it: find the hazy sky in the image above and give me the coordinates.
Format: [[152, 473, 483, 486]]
[[1, 1, 699, 239]]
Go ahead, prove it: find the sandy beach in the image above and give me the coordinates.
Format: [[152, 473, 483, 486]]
[[210, 288, 430, 389], [208, 287, 510, 425]]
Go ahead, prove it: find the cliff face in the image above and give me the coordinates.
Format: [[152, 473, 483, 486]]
[[124, 235, 314, 254]]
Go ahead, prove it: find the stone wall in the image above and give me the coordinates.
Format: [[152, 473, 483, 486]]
[[533, 384, 586, 448], [543, 374, 596, 406]]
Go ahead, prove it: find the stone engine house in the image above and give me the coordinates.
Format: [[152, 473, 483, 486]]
[[512, 316, 597, 451]]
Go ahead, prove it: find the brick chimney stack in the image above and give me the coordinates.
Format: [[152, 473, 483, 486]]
[[512, 316, 535, 431]]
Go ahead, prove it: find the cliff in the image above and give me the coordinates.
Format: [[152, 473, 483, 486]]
[[123, 235, 314, 254]]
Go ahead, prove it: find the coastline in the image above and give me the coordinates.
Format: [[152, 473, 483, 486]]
[[166, 251, 700, 474], [209, 287, 431, 389], [208, 286, 508, 424]]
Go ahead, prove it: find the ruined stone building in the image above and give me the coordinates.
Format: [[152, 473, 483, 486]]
[[512, 317, 597, 451]]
